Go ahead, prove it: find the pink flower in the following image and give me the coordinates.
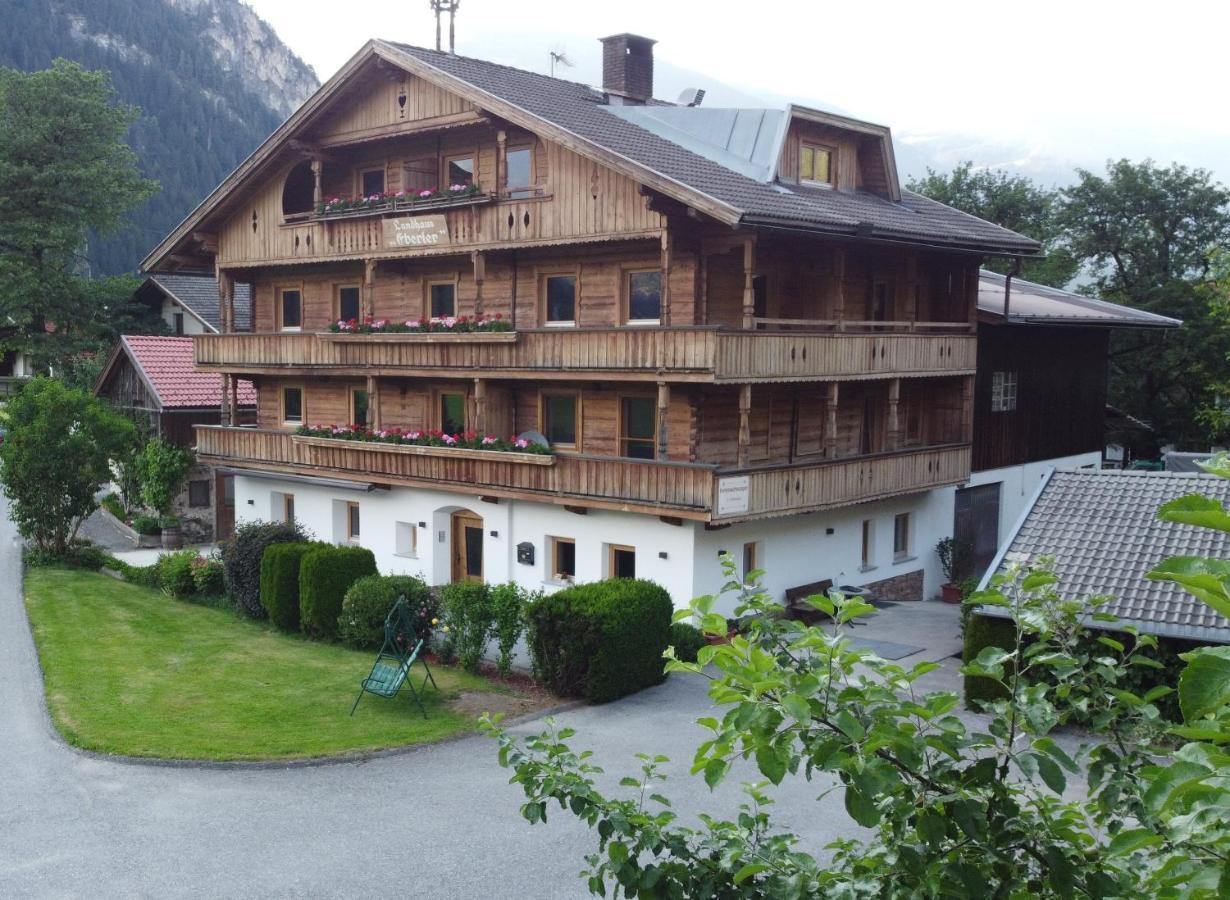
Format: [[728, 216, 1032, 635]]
[[373, 319, 387, 329], [514, 438, 529, 449], [418, 190, 433, 198], [481, 436, 497, 445], [408, 431, 422, 440], [442, 434, 457, 445]]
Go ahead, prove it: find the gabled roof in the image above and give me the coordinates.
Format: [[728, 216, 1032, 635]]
[[979, 468, 1230, 644], [96, 336, 257, 410], [977, 271, 1182, 329], [142, 40, 1041, 271], [142, 273, 252, 332]]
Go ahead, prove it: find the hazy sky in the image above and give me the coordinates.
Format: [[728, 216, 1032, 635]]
[[244, 0, 1228, 182]]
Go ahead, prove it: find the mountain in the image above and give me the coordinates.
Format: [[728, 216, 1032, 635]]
[[0, 0, 319, 275]]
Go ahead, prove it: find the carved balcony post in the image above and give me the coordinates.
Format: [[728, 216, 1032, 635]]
[[311, 156, 323, 208], [741, 234, 756, 330], [496, 129, 507, 197], [474, 377, 487, 434], [364, 259, 377, 319], [657, 382, 670, 458], [824, 382, 839, 457], [962, 374, 975, 442], [660, 229, 672, 326], [832, 245, 846, 325], [887, 378, 901, 450], [472, 250, 486, 318], [367, 375, 381, 431], [737, 383, 752, 468]]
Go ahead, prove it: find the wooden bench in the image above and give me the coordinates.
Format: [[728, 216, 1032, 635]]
[[784, 579, 834, 624]]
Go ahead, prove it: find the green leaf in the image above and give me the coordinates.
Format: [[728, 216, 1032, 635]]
[[781, 693, 812, 725], [755, 744, 787, 785], [1036, 755, 1066, 794], [1156, 493, 1230, 532], [1146, 556, 1230, 620], [1178, 645, 1230, 721], [733, 863, 767, 885], [703, 758, 729, 790], [844, 786, 880, 827], [1108, 828, 1164, 856]]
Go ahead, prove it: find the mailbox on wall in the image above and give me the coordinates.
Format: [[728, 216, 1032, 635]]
[[516, 541, 535, 565]]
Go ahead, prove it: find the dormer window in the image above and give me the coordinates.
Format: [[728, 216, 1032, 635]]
[[799, 142, 833, 185]]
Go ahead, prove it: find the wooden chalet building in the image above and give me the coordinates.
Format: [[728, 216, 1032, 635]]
[[141, 34, 1089, 607]]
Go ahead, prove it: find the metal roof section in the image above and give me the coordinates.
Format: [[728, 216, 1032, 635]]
[[603, 106, 788, 183], [978, 270, 1181, 328]]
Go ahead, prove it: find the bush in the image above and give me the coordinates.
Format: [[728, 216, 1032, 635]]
[[491, 583, 539, 677], [259, 541, 324, 632], [135, 437, 194, 519], [527, 579, 673, 703], [157, 549, 199, 598], [221, 519, 308, 618], [99, 493, 127, 522], [130, 514, 162, 536], [24, 540, 114, 571], [962, 613, 1018, 706], [440, 582, 495, 672], [670, 622, 706, 663], [298, 545, 377, 639], [190, 555, 225, 596], [338, 574, 435, 649]]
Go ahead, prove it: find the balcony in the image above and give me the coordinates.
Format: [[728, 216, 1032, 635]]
[[195, 426, 970, 522], [194, 328, 976, 384], [305, 189, 494, 223]]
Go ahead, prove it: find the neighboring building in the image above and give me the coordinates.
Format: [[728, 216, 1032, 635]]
[[978, 468, 1230, 644], [138, 34, 1135, 609], [94, 336, 256, 541], [133, 273, 252, 335]]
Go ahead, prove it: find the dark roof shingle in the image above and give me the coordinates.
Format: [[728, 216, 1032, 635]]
[[147, 273, 252, 332]]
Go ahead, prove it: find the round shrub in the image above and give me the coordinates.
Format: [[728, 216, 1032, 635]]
[[259, 542, 325, 632], [130, 514, 162, 536], [962, 613, 1017, 707], [190, 555, 225, 596], [338, 574, 434, 649], [298, 545, 378, 639], [157, 549, 199, 599], [221, 519, 308, 618], [670, 622, 706, 663]]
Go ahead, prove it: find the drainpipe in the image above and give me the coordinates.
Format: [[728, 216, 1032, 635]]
[[1003, 257, 1022, 320]]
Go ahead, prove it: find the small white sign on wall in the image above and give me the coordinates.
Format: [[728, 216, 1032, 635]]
[[716, 476, 750, 517]]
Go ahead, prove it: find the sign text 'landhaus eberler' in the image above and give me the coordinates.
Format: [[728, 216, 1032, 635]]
[[383, 215, 451, 248]]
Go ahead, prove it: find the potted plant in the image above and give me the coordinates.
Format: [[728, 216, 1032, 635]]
[[935, 537, 972, 603], [135, 438, 195, 550]]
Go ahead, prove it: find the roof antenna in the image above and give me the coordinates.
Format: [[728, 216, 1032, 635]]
[[549, 47, 573, 77], [430, 0, 460, 53]]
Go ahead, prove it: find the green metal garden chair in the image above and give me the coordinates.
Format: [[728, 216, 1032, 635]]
[[350, 596, 438, 717]]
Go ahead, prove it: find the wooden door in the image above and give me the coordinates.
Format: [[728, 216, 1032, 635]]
[[954, 482, 1001, 580], [451, 512, 484, 583], [215, 473, 235, 541]]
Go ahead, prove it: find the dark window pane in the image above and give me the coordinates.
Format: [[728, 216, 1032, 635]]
[[628, 271, 661, 321], [612, 547, 636, 579], [545, 275, 576, 323], [447, 157, 474, 187], [621, 396, 656, 459], [349, 503, 360, 538], [284, 495, 294, 523], [338, 286, 360, 322], [173, 313, 184, 335], [283, 388, 302, 422], [555, 540, 575, 577], [430, 283, 456, 318], [352, 390, 369, 428], [188, 481, 209, 507], [222, 476, 234, 504], [441, 393, 466, 434], [506, 148, 532, 197], [361, 169, 385, 196], [543, 395, 577, 446], [281, 290, 301, 328], [464, 526, 483, 577]]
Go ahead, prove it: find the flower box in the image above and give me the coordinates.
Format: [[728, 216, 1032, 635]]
[[292, 434, 556, 466], [315, 187, 491, 221], [317, 331, 517, 344]]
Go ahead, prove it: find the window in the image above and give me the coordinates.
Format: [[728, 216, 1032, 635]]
[[861, 519, 875, 569], [440, 391, 466, 434], [429, 281, 456, 318], [395, 521, 418, 558], [609, 544, 636, 579], [543, 274, 577, 325], [281, 159, 315, 216], [625, 270, 662, 324], [346, 501, 361, 542], [742, 541, 758, 581], [188, 480, 210, 508], [279, 289, 302, 331], [281, 386, 303, 425], [360, 168, 385, 197], [870, 277, 894, 322], [337, 285, 361, 323], [551, 536, 576, 581], [799, 142, 832, 185], [173, 312, 185, 335], [505, 147, 534, 198], [282, 493, 295, 524], [991, 371, 1018, 412], [541, 392, 579, 448], [351, 389, 369, 429], [893, 512, 911, 561], [620, 396, 657, 460], [445, 155, 474, 187]]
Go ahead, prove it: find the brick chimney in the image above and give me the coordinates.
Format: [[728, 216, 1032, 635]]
[[599, 33, 656, 104]]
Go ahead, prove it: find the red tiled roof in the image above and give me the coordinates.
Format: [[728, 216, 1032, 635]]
[[123, 335, 257, 408]]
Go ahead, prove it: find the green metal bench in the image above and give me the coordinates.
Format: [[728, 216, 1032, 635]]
[[350, 596, 438, 717]]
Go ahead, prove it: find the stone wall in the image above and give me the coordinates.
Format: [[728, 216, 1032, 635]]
[[864, 569, 925, 602]]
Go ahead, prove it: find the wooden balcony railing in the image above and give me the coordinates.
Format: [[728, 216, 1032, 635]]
[[194, 328, 976, 383], [195, 427, 971, 522]]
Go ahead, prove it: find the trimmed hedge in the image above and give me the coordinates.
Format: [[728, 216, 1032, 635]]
[[338, 574, 435, 649], [962, 613, 1017, 706], [298, 545, 378, 639], [527, 579, 673, 703], [222, 519, 308, 618], [440, 582, 495, 672], [260, 542, 325, 632], [670, 622, 706, 664]]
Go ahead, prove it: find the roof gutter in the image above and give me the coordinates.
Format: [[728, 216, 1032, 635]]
[[743, 219, 1042, 259]]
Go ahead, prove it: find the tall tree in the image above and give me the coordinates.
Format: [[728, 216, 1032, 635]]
[[907, 162, 1078, 287], [1058, 160, 1230, 448], [0, 60, 158, 373]]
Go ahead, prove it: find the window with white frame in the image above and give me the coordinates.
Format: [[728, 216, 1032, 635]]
[[893, 512, 911, 561], [395, 521, 418, 558], [860, 519, 875, 570], [991, 371, 1018, 412]]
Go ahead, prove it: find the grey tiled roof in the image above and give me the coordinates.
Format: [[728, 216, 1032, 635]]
[[385, 43, 1041, 256], [978, 271, 1181, 329], [147, 274, 252, 332], [982, 469, 1230, 643]]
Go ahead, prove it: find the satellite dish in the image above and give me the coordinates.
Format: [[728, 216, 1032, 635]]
[[518, 430, 550, 447], [677, 87, 706, 107]]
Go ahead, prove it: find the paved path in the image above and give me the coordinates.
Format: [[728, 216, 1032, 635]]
[[0, 498, 970, 898]]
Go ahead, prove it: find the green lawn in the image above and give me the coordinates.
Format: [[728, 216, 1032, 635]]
[[25, 568, 522, 761]]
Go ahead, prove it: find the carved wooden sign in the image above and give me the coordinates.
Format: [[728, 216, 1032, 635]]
[[383, 215, 450, 248]]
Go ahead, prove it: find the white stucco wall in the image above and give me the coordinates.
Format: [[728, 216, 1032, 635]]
[[162, 298, 211, 335]]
